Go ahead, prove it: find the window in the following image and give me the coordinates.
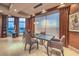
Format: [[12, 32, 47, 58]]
[[7, 17, 14, 33], [19, 18, 26, 33], [46, 13, 59, 38], [35, 11, 59, 38], [35, 16, 46, 33]]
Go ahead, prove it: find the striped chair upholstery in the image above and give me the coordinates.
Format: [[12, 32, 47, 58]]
[[47, 35, 65, 56], [24, 32, 39, 54]]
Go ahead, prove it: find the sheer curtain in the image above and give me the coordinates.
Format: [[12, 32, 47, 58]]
[[35, 12, 59, 39], [35, 16, 46, 33], [46, 13, 59, 38]]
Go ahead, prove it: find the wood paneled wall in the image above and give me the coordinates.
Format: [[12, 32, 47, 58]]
[[0, 15, 2, 37], [69, 4, 79, 49], [25, 17, 35, 36], [30, 17, 35, 34], [26, 18, 30, 32], [69, 32, 79, 49], [1, 15, 8, 38], [59, 7, 70, 47], [70, 4, 79, 14], [14, 17, 19, 37]]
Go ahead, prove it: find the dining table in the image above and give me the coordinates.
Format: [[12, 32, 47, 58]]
[[34, 33, 55, 55], [35, 33, 54, 41]]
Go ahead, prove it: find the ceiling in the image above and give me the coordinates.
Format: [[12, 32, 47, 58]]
[[0, 3, 70, 18]]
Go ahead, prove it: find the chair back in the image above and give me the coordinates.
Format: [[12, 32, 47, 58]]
[[60, 35, 65, 42], [23, 32, 25, 38], [25, 32, 32, 43], [28, 30, 34, 38], [47, 35, 65, 50], [40, 32, 46, 35]]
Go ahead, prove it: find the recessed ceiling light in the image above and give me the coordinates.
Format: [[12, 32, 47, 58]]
[[60, 3, 65, 6], [60, 3, 64, 5], [58, 3, 65, 8], [0, 10, 3, 12], [32, 13, 35, 16], [34, 22, 35, 24], [60, 4, 65, 7], [14, 9, 17, 11], [9, 4, 13, 9], [41, 9, 47, 13]]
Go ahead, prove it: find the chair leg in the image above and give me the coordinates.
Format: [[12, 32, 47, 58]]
[[24, 42, 27, 51], [37, 42, 39, 49], [40, 40, 43, 45], [29, 44, 32, 54], [61, 50, 64, 56], [47, 41, 50, 56], [47, 46, 49, 56]]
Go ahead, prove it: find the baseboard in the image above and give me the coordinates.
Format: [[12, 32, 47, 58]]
[[68, 45, 79, 54]]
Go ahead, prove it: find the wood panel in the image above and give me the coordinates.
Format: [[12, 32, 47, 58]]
[[14, 17, 19, 37], [25, 17, 35, 37], [26, 18, 30, 32], [1, 15, 8, 38], [30, 17, 35, 36], [69, 4, 79, 49], [0, 15, 2, 37], [70, 4, 79, 14], [35, 5, 59, 16], [69, 32, 79, 49], [59, 6, 70, 47]]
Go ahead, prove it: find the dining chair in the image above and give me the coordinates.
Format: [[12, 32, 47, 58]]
[[22, 32, 26, 42], [24, 32, 39, 54], [39, 32, 46, 45], [40, 31, 46, 34], [47, 35, 65, 56]]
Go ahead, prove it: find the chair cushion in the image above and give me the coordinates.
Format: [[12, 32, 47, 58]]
[[27, 38, 38, 45], [48, 41, 63, 50], [51, 38, 60, 42]]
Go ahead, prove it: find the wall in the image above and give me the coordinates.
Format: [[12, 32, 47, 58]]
[[26, 17, 35, 37], [14, 17, 19, 37], [0, 15, 2, 37], [69, 4, 79, 49], [69, 32, 79, 49], [70, 4, 79, 14], [1, 15, 8, 37]]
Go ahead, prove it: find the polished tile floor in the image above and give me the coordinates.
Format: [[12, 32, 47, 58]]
[[0, 37, 79, 56]]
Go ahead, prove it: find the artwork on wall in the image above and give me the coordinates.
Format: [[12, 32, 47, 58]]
[[69, 12, 79, 32]]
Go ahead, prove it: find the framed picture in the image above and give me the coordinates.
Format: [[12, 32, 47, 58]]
[[69, 12, 79, 32]]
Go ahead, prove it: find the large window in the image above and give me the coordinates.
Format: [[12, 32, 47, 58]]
[[19, 18, 25, 33], [35, 11, 59, 38], [35, 16, 46, 33], [7, 17, 14, 33], [46, 13, 59, 38]]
